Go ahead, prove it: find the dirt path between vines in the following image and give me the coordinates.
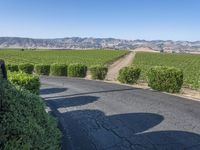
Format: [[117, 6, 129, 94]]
[[105, 51, 135, 81], [87, 50, 200, 100]]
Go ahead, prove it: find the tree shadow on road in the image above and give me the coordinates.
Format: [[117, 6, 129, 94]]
[[59, 109, 200, 150], [43, 95, 100, 150], [40, 87, 200, 150], [40, 87, 67, 95], [46, 96, 99, 108], [42, 87, 138, 100]]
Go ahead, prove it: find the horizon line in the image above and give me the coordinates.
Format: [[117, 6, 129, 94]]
[[0, 36, 199, 42]]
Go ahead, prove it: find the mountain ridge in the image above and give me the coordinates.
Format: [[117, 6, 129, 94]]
[[0, 37, 200, 53]]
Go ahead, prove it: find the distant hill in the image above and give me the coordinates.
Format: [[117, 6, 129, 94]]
[[0, 37, 200, 53]]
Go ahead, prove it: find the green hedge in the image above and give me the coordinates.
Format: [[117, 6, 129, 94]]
[[50, 64, 67, 76], [8, 72, 40, 94], [18, 63, 34, 74], [147, 66, 183, 93], [118, 66, 141, 84], [6, 64, 19, 72], [89, 65, 108, 80], [68, 63, 87, 78], [0, 79, 61, 150], [35, 64, 50, 75]]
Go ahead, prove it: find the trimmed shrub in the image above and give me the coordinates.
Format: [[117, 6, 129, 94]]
[[8, 72, 40, 94], [50, 64, 67, 76], [147, 66, 183, 93], [68, 63, 87, 78], [0, 79, 61, 149], [18, 63, 34, 74], [118, 66, 141, 84], [6, 64, 19, 72], [90, 65, 108, 80], [35, 64, 50, 75]]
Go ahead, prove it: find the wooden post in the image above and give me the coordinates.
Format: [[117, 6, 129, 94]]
[[0, 59, 7, 111], [0, 59, 7, 80]]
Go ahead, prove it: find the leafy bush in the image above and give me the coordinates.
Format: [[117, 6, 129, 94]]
[[6, 64, 19, 72], [18, 63, 34, 74], [68, 63, 87, 78], [89, 65, 108, 80], [118, 66, 141, 84], [0, 79, 61, 150], [8, 72, 40, 94], [35, 64, 50, 75], [147, 66, 183, 93], [50, 64, 67, 76]]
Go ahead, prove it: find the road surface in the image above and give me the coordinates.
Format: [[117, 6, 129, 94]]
[[40, 76, 200, 150]]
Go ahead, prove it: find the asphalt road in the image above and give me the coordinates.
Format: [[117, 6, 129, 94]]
[[40, 76, 200, 150]]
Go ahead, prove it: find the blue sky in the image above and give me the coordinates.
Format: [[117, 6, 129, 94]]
[[0, 0, 199, 41]]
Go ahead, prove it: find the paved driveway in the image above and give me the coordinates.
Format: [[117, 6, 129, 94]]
[[40, 76, 200, 150]]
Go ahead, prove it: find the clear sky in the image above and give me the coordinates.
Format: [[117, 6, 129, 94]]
[[0, 0, 199, 41]]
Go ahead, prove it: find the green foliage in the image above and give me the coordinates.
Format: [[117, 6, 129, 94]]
[[68, 63, 87, 78], [0, 79, 61, 150], [133, 52, 200, 89], [147, 66, 183, 93], [0, 50, 128, 67], [6, 64, 19, 72], [89, 65, 108, 80], [50, 64, 67, 76], [18, 63, 34, 74], [8, 72, 40, 94], [118, 66, 141, 84], [35, 64, 50, 75]]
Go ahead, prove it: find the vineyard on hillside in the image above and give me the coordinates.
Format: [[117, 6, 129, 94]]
[[0, 49, 128, 66], [133, 52, 200, 90]]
